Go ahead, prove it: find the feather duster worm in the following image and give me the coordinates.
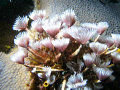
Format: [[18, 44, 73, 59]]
[[10, 9, 120, 90], [29, 10, 46, 20], [61, 9, 76, 27], [89, 42, 107, 55], [13, 16, 29, 31], [66, 73, 87, 89]]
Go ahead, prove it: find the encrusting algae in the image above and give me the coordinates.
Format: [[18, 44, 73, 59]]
[[10, 9, 120, 90]]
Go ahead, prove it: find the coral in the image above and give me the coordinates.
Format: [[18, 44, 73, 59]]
[[0, 49, 31, 90], [10, 8, 120, 90]]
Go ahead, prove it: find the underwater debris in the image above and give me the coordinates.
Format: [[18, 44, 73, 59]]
[[10, 9, 120, 90]]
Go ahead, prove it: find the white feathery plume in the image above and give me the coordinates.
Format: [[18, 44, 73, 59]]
[[81, 23, 97, 29], [50, 14, 61, 23], [41, 37, 53, 49], [66, 73, 87, 89], [66, 58, 84, 73], [93, 56, 101, 66], [89, 42, 107, 55], [96, 22, 109, 35], [29, 10, 46, 20], [81, 22, 109, 35], [42, 21, 61, 37], [100, 61, 111, 68], [31, 18, 44, 33], [56, 26, 78, 39], [29, 40, 42, 51], [68, 27, 96, 44], [13, 16, 29, 31], [93, 67, 113, 81], [105, 37, 114, 48], [10, 47, 28, 64], [52, 38, 70, 52], [111, 52, 120, 63], [111, 34, 120, 48], [56, 28, 71, 39], [61, 9, 76, 27], [83, 53, 96, 67], [14, 32, 29, 48]]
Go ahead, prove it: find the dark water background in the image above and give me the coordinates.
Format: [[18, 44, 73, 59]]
[[0, 0, 34, 53]]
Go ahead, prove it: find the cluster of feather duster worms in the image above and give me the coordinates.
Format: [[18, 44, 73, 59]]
[[10, 9, 120, 90]]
